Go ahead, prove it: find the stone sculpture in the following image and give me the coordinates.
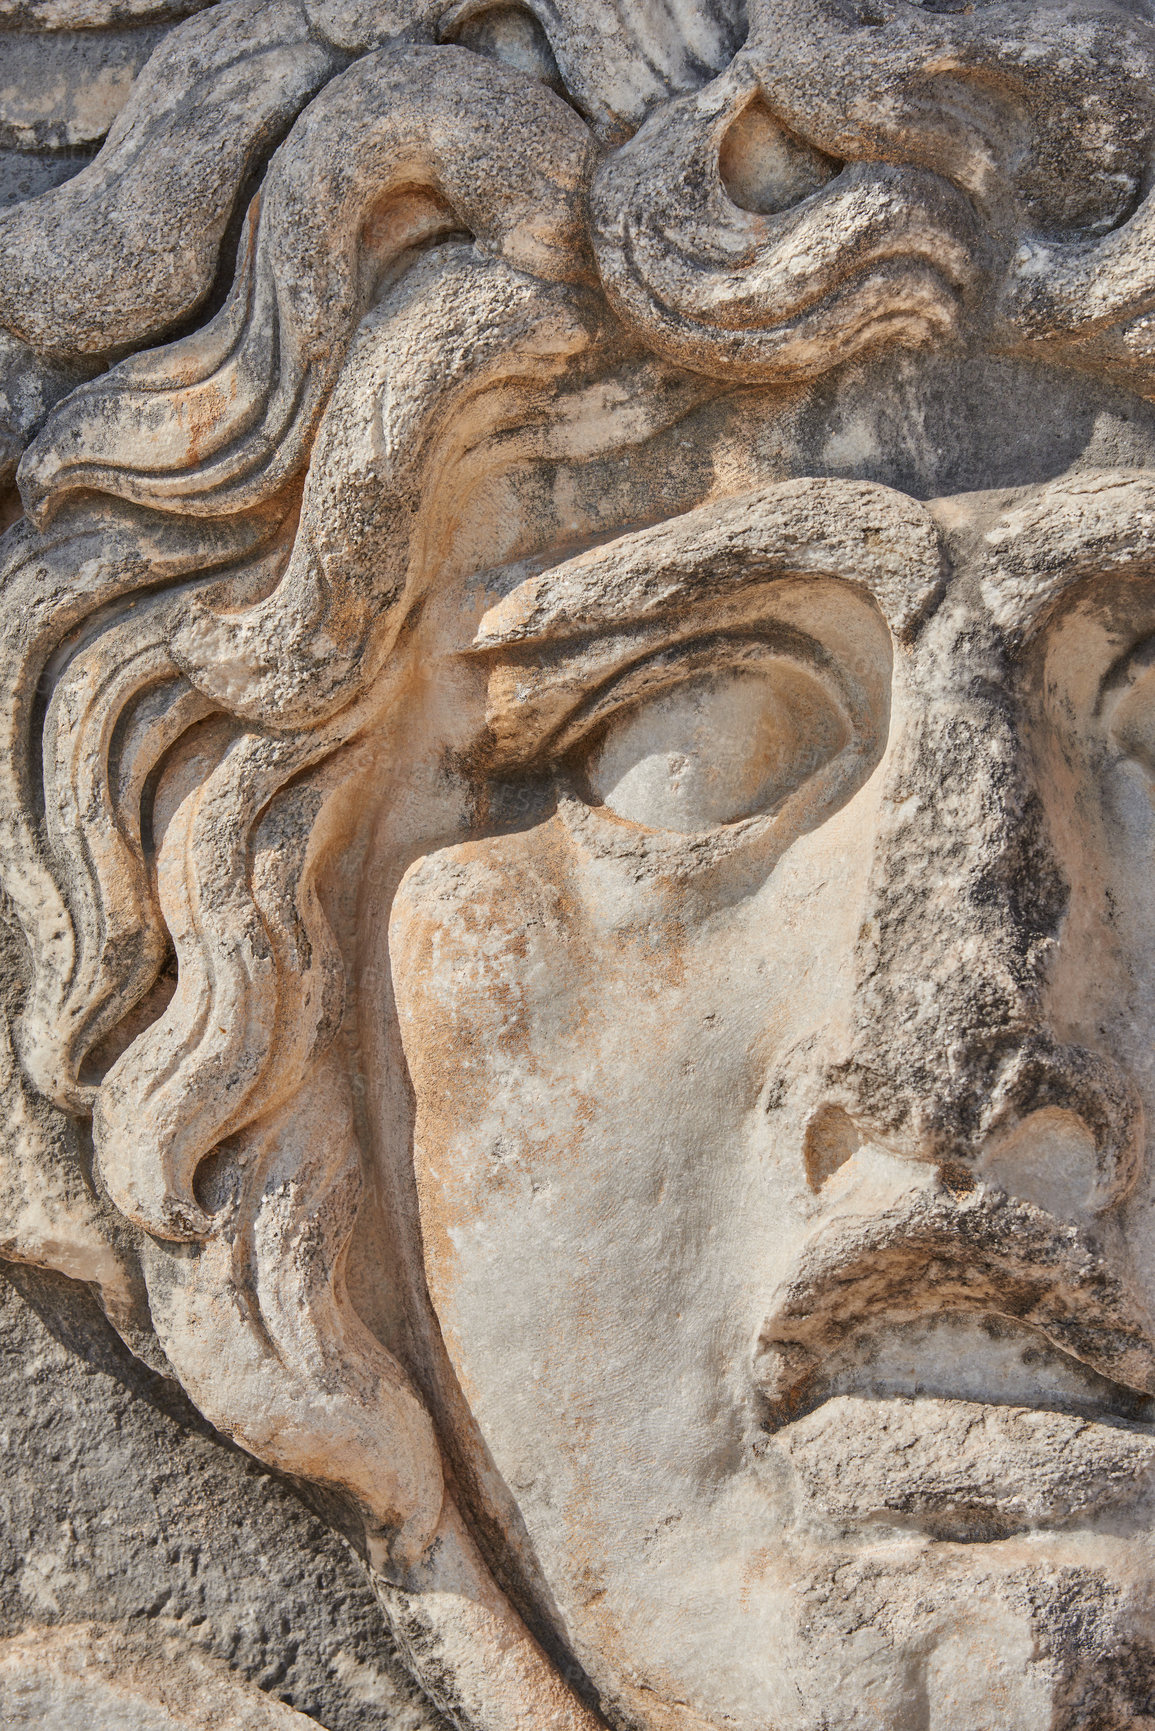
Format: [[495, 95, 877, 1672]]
[[4, 0, 1155, 1725]]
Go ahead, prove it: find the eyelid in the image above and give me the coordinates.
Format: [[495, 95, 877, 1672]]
[[550, 645, 888, 863], [544, 628, 847, 764], [478, 577, 893, 773]]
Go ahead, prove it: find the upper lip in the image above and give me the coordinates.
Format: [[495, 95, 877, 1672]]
[[754, 1164, 1155, 1429]]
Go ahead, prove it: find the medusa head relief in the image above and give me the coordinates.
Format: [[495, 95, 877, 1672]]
[[13, 0, 1155, 1725]]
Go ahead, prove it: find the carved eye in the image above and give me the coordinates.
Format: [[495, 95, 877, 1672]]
[[443, 3, 563, 92], [580, 664, 850, 834], [1110, 664, 1155, 777]]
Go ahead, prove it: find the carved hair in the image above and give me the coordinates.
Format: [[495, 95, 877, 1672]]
[[591, 0, 1155, 387], [0, 44, 597, 1572]]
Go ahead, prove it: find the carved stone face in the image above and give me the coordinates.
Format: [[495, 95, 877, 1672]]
[[16, 3, 1155, 1726], [376, 472, 1155, 1727]]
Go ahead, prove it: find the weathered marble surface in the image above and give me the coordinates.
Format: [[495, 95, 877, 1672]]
[[6, 2, 1155, 1728]]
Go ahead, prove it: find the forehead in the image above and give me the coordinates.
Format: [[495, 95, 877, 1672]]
[[470, 472, 1155, 655]]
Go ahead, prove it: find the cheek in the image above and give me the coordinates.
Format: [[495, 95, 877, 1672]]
[[1105, 765, 1155, 965], [387, 818, 803, 1423], [388, 820, 602, 1202], [390, 820, 760, 1208], [385, 801, 882, 1616], [388, 797, 881, 1303]]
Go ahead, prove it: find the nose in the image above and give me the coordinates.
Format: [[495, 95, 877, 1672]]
[[824, 613, 1141, 1211]]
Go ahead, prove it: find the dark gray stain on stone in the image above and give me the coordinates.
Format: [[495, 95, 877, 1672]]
[[0, 1260, 447, 1731]]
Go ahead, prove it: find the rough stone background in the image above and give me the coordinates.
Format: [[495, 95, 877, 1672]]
[[0, 5, 211, 208], [0, 1261, 445, 1729]]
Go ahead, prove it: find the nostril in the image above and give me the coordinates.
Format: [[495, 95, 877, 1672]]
[[976, 1107, 1100, 1219], [803, 1105, 864, 1191]]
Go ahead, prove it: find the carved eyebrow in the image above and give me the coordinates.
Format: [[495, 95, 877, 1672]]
[[963, 471, 1155, 641], [470, 477, 944, 652], [468, 479, 917, 771]]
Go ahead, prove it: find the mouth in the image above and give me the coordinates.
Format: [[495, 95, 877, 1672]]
[[775, 1388, 1155, 1542], [756, 1156, 1155, 1538]]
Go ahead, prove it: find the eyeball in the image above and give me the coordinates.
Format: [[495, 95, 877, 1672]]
[[582, 665, 849, 834], [1111, 665, 1155, 778]]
